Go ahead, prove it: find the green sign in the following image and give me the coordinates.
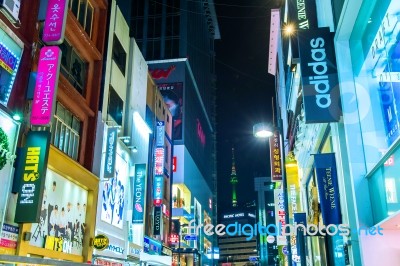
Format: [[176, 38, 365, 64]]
[[15, 131, 51, 223], [93, 234, 109, 251]]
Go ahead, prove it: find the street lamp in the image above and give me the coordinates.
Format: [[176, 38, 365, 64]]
[[253, 118, 293, 266], [178, 223, 188, 266]]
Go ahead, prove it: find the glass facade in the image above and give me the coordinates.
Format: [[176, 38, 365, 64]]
[[350, 0, 400, 224]]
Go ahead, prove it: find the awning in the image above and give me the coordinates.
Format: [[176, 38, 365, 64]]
[[139, 251, 172, 266]]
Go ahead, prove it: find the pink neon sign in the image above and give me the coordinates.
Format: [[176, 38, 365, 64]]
[[31, 46, 62, 126], [42, 0, 68, 45]]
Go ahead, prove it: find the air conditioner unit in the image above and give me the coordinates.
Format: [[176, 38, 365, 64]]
[[0, 0, 20, 23]]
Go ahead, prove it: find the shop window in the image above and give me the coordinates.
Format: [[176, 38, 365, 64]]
[[112, 35, 126, 75], [108, 86, 124, 126], [369, 144, 400, 223], [69, 0, 94, 37], [51, 102, 81, 160], [59, 40, 88, 95]]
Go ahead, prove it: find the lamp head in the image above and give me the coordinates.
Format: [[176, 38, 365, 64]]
[[253, 122, 273, 138]]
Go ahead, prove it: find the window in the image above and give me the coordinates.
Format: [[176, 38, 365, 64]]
[[51, 102, 81, 160], [69, 0, 94, 37], [108, 86, 124, 126], [112, 35, 127, 75], [59, 40, 88, 95]]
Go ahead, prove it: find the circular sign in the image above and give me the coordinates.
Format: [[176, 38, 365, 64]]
[[267, 235, 275, 243], [282, 246, 288, 255], [93, 234, 109, 251]]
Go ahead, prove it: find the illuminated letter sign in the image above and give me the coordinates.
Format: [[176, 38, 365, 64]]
[[104, 127, 118, 178], [30, 46, 62, 126], [298, 28, 342, 123], [132, 163, 146, 224], [42, 0, 69, 45], [269, 130, 283, 182], [153, 121, 165, 206], [153, 206, 162, 235], [15, 131, 51, 223]]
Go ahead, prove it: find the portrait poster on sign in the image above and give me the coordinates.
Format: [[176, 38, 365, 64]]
[[29, 169, 88, 256], [100, 152, 127, 229], [158, 82, 183, 140]]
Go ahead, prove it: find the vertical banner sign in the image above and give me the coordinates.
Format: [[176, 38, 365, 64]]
[[314, 153, 342, 225], [153, 121, 165, 206], [293, 213, 307, 263], [153, 206, 162, 236], [42, 0, 69, 45], [104, 127, 118, 178], [270, 130, 283, 182], [268, 9, 280, 76], [285, 156, 301, 264], [298, 28, 342, 123], [132, 163, 146, 224], [15, 131, 51, 223], [274, 189, 286, 246], [30, 46, 62, 126], [288, 0, 318, 30]]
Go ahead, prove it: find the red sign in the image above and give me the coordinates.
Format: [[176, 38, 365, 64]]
[[172, 156, 177, 172], [169, 234, 179, 244], [270, 130, 283, 182], [94, 258, 123, 266], [384, 155, 394, 166], [154, 147, 165, 175], [149, 65, 176, 79], [42, 0, 68, 45]]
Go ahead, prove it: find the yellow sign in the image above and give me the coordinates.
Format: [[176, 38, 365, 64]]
[[93, 234, 109, 251]]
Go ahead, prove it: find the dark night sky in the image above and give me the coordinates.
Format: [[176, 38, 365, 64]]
[[214, 0, 278, 212]]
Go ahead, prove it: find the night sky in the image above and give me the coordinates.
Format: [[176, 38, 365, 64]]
[[214, 0, 279, 212]]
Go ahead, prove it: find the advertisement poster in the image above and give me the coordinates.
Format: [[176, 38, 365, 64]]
[[29, 169, 88, 256], [0, 223, 18, 254], [101, 152, 127, 228], [158, 82, 183, 140], [0, 110, 20, 233]]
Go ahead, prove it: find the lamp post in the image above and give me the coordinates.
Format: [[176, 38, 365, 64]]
[[178, 223, 188, 266], [253, 117, 293, 266]]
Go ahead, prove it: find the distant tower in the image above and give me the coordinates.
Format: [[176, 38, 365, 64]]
[[230, 147, 238, 207]]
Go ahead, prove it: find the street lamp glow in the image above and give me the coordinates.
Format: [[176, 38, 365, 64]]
[[253, 123, 273, 138]]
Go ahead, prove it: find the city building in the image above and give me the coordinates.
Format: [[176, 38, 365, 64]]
[[127, 1, 220, 265], [254, 177, 279, 266], [1, 0, 108, 263], [269, 0, 400, 265], [218, 208, 257, 265]]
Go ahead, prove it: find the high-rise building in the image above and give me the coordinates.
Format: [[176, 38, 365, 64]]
[[124, 1, 220, 265], [230, 147, 239, 207]]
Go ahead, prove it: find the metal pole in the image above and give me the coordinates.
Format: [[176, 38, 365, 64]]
[[277, 114, 292, 266], [178, 230, 181, 266]]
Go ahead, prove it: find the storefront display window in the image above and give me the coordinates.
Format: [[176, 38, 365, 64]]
[[351, 0, 400, 171], [350, 0, 400, 225]]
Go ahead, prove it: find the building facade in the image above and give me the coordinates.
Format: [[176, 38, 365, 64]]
[[269, 0, 400, 265], [127, 1, 220, 265]]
